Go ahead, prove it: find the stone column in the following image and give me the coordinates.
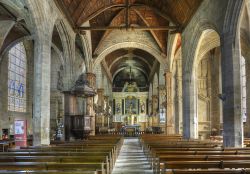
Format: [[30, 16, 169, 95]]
[[97, 88, 104, 127], [33, 37, 52, 146], [210, 49, 221, 135], [165, 72, 175, 135], [152, 95, 158, 126], [175, 59, 183, 134], [97, 89, 104, 109], [158, 85, 166, 108], [86, 73, 96, 135], [104, 95, 109, 127], [221, 33, 243, 147], [245, 61, 250, 137], [182, 70, 198, 139]]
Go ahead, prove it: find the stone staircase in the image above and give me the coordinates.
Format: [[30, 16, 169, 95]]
[[112, 138, 154, 174]]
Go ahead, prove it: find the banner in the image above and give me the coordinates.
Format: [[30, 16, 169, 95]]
[[14, 120, 27, 147]]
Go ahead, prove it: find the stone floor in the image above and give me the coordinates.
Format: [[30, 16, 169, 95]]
[[112, 138, 154, 174]]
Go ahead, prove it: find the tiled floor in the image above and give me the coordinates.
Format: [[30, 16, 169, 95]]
[[112, 138, 154, 174]]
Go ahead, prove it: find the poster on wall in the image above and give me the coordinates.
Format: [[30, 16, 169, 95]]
[[14, 120, 27, 147]]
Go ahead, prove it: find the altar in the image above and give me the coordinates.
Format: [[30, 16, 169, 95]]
[[124, 115, 137, 125], [112, 82, 149, 131], [124, 124, 140, 131], [122, 124, 141, 137]]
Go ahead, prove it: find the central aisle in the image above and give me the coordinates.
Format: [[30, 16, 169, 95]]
[[112, 138, 154, 174]]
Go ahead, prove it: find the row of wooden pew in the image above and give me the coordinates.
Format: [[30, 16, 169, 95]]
[[140, 134, 250, 174], [0, 135, 123, 174]]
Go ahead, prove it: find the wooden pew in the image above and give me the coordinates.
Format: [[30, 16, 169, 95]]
[[14, 147, 117, 169], [6, 151, 114, 172], [0, 155, 110, 173], [0, 171, 97, 174], [140, 135, 250, 174], [0, 135, 123, 174], [0, 162, 106, 173], [165, 169, 250, 174]]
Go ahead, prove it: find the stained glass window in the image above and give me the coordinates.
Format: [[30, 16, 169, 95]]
[[8, 42, 26, 112], [241, 56, 246, 122]]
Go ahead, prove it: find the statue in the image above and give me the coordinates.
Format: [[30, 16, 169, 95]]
[[129, 102, 133, 114], [87, 103, 91, 115], [141, 102, 145, 113]]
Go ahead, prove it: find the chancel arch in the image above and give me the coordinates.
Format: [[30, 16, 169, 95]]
[[101, 46, 162, 132]]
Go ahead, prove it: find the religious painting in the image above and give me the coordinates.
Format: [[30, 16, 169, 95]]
[[125, 96, 137, 114]]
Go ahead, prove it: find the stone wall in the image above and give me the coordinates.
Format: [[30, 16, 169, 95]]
[[0, 40, 33, 138]]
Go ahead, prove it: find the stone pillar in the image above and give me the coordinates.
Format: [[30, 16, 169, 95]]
[[182, 70, 198, 139], [165, 72, 175, 135], [104, 95, 110, 127], [221, 33, 243, 147], [97, 88, 104, 127], [175, 59, 183, 134], [33, 38, 52, 146], [210, 50, 221, 135], [86, 73, 96, 135], [148, 99, 152, 127], [245, 61, 250, 137], [152, 95, 158, 126], [158, 85, 166, 108], [97, 89, 104, 109]]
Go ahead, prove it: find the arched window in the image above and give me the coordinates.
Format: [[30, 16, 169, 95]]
[[241, 56, 247, 122], [8, 42, 27, 112]]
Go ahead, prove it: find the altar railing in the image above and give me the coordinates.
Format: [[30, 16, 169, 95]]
[[96, 130, 163, 137]]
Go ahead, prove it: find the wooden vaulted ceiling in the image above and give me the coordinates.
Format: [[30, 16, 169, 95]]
[[55, 0, 202, 85], [56, 0, 203, 54]]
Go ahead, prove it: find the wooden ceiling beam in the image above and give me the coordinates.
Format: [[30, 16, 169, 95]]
[[72, 0, 89, 24], [93, 8, 125, 54], [55, 0, 76, 28], [77, 4, 126, 26], [131, 4, 180, 26], [75, 2, 178, 27], [133, 9, 165, 52], [78, 25, 178, 31], [125, 0, 129, 28]]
